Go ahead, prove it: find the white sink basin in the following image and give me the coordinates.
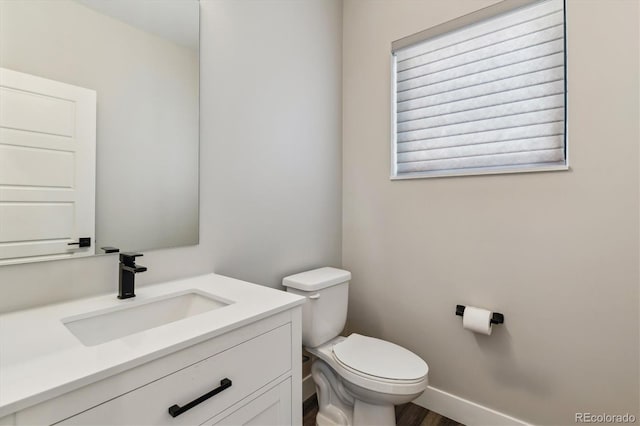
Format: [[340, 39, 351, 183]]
[[62, 290, 231, 346]]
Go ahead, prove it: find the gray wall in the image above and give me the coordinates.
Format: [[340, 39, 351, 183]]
[[0, 0, 343, 313], [342, 0, 639, 424], [203, 0, 343, 286]]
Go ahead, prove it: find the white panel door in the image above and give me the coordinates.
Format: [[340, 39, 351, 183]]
[[0, 68, 96, 264]]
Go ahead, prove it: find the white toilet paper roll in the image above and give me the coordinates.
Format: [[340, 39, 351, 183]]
[[462, 306, 493, 335]]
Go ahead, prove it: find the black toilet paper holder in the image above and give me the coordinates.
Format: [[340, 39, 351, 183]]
[[456, 305, 504, 325]]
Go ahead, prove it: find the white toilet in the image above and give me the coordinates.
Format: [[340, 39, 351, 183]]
[[283, 267, 428, 426]]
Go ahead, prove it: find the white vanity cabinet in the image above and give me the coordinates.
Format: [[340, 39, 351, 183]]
[[7, 308, 302, 426]]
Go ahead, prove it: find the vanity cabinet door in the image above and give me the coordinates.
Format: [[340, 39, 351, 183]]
[[205, 378, 291, 426], [56, 324, 291, 426]]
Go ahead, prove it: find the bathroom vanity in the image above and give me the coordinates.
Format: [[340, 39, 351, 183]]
[[0, 274, 305, 425]]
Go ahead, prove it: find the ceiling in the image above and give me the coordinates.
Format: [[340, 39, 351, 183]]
[[76, 0, 199, 51]]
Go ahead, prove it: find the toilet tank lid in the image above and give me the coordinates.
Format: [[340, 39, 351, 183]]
[[282, 267, 351, 291]]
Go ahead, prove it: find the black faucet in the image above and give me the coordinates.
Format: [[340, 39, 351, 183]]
[[118, 252, 147, 299]]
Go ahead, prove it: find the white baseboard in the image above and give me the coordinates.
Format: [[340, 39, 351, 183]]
[[413, 386, 530, 426], [303, 374, 316, 402], [303, 375, 528, 425]]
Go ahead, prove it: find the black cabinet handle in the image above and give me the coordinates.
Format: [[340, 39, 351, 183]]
[[168, 378, 232, 418]]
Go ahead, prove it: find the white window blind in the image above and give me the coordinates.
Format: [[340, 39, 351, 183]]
[[391, 0, 567, 178]]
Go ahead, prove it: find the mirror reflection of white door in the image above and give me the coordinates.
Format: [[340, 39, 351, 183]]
[[0, 68, 96, 265]]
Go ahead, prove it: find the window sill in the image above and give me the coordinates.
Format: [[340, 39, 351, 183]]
[[390, 164, 570, 180]]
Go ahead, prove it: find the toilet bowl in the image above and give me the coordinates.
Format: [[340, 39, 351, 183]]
[[283, 267, 429, 426], [307, 335, 428, 426]]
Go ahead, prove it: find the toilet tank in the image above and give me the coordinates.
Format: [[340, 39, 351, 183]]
[[283, 267, 351, 348]]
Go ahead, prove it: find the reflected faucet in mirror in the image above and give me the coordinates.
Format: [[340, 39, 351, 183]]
[[118, 253, 147, 300]]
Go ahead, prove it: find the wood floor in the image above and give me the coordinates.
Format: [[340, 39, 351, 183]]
[[303, 395, 464, 426]]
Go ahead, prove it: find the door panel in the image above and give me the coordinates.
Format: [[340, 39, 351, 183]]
[[0, 86, 75, 136], [207, 379, 292, 426], [0, 144, 74, 187], [0, 203, 74, 241]]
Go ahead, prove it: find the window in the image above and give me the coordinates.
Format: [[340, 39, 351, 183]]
[[391, 0, 567, 179]]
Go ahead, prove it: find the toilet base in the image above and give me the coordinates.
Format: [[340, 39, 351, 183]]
[[353, 400, 395, 426], [311, 359, 403, 426], [313, 360, 354, 425]]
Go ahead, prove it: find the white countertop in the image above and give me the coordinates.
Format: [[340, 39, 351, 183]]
[[0, 273, 305, 417]]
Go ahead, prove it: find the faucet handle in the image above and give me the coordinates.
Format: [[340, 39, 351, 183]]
[[120, 252, 143, 266]]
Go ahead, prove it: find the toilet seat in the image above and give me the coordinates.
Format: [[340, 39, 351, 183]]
[[332, 334, 428, 382], [306, 335, 428, 397]]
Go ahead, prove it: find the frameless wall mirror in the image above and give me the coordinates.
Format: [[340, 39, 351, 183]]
[[0, 0, 200, 265]]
